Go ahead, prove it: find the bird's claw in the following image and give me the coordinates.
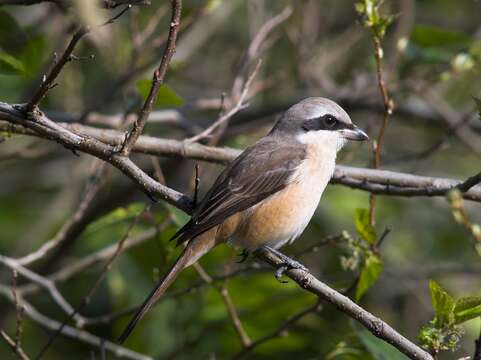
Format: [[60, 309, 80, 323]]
[[262, 245, 308, 283]]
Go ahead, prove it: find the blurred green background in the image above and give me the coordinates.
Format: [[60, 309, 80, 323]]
[[1, 0, 481, 359]]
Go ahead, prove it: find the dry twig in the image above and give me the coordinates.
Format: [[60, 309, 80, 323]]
[[194, 263, 252, 348], [120, 0, 182, 155]]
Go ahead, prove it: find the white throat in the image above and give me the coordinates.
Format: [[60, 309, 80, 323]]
[[296, 130, 346, 154]]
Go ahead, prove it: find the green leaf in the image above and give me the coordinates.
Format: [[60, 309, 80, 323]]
[[411, 25, 471, 49], [454, 296, 481, 324], [355, 208, 377, 244], [136, 79, 184, 108], [357, 329, 409, 360], [0, 50, 25, 75], [429, 280, 455, 327], [355, 253, 383, 301]]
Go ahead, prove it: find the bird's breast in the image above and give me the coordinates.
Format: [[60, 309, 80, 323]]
[[231, 145, 336, 251]]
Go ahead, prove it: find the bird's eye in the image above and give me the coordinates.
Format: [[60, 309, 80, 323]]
[[324, 115, 337, 128]]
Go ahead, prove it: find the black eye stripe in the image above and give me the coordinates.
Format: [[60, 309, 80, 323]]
[[302, 114, 352, 131]]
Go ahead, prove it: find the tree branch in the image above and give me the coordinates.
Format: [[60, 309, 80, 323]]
[[0, 285, 151, 360], [1, 116, 481, 203], [0, 254, 87, 327], [255, 247, 433, 360], [0, 104, 194, 212]]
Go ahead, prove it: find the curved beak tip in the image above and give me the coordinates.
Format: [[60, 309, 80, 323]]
[[341, 126, 369, 141]]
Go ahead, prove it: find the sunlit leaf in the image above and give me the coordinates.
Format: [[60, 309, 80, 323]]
[[355, 253, 383, 301], [136, 79, 184, 108], [355, 208, 377, 244], [429, 279, 455, 327], [454, 296, 481, 324]]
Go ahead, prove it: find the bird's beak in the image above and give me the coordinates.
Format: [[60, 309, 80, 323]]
[[339, 125, 369, 141]]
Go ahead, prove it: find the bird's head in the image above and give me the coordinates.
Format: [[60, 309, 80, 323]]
[[270, 97, 368, 151]]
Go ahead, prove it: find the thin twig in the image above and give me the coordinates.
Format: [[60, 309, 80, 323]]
[[0, 255, 87, 327], [193, 163, 200, 207], [34, 205, 150, 359], [19, 225, 169, 296], [194, 263, 252, 347], [26, 5, 132, 113], [232, 301, 321, 359], [16, 161, 106, 266], [120, 0, 182, 155], [186, 60, 262, 143], [230, 6, 292, 101], [0, 270, 30, 360], [457, 171, 481, 192], [0, 330, 30, 360], [368, 33, 395, 225], [0, 284, 151, 360]]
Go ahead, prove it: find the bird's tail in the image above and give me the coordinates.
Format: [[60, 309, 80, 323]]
[[118, 228, 218, 343]]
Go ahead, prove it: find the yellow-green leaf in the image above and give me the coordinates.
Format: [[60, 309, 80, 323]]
[[454, 296, 481, 324], [355, 208, 377, 244], [355, 253, 383, 301], [429, 279, 455, 327]]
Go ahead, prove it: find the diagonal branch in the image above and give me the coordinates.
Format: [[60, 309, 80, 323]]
[[185, 60, 262, 143], [26, 5, 132, 113], [0, 103, 194, 212], [193, 263, 252, 347], [120, 0, 182, 155], [255, 247, 433, 360], [232, 301, 321, 359]]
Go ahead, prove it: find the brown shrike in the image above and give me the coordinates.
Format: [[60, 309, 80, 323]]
[[118, 97, 368, 342]]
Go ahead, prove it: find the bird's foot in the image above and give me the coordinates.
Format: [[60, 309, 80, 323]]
[[262, 246, 308, 283], [236, 249, 250, 263]]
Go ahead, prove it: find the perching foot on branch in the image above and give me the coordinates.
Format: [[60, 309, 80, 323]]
[[259, 245, 308, 283]]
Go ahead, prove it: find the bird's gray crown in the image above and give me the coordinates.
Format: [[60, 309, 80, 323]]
[[270, 97, 353, 135]]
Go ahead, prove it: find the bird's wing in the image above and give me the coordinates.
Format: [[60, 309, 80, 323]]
[[171, 137, 306, 245]]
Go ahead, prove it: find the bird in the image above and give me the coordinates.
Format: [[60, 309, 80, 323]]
[[118, 97, 368, 343]]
